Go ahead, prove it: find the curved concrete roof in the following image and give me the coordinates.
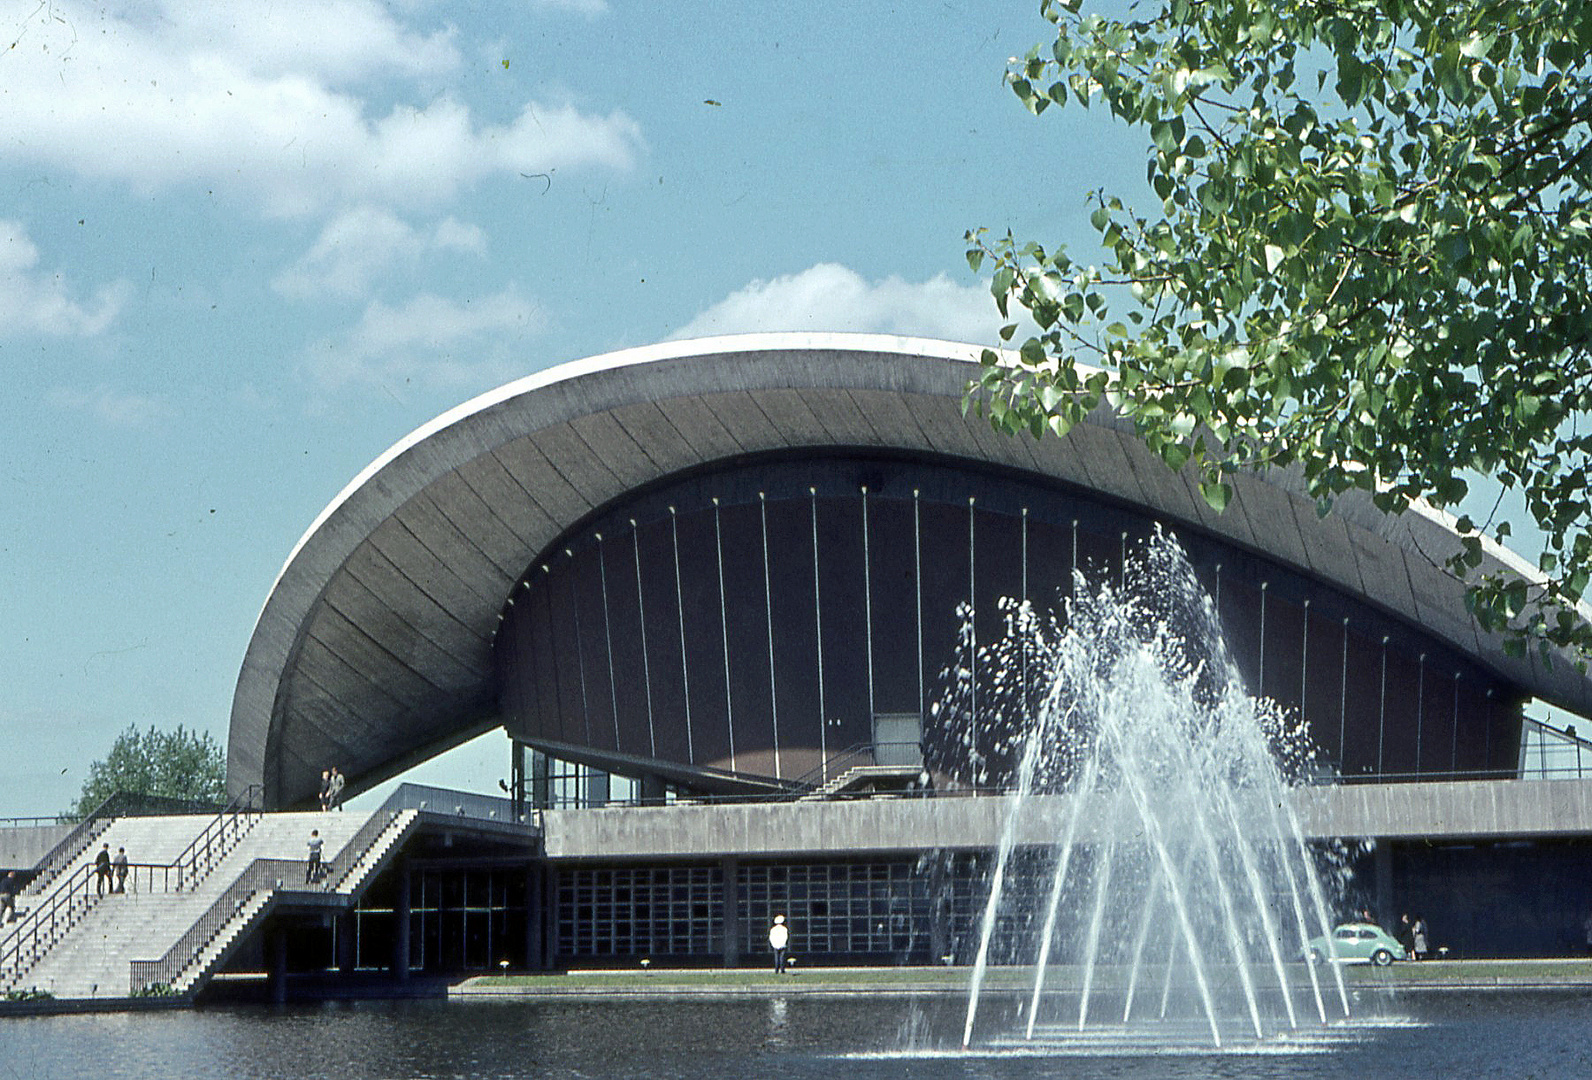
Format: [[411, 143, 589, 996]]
[[229, 333, 1592, 806]]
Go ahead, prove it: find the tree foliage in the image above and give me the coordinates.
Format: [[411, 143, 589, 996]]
[[68, 724, 226, 819], [968, 0, 1592, 662]]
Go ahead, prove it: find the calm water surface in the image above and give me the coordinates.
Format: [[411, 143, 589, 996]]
[[4, 991, 1591, 1080]]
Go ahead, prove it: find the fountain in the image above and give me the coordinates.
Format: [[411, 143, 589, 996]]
[[946, 531, 1351, 1050]]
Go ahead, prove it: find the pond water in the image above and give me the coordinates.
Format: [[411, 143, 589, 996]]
[[4, 991, 1590, 1080]]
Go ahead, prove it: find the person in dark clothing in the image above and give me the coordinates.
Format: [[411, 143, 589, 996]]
[[306, 829, 323, 883], [94, 843, 112, 897], [113, 847, 129, 893], [1, 871, 18, 922]]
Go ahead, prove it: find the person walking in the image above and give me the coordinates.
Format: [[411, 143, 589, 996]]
[[1, 871, 18, 923], [327, 767, 346, 811], [769, 914, 790, 974], [318, 769, 332, 812], [94, 843, 112, 897], [113, 846, 129, 893], [306, 829, 323, 884]]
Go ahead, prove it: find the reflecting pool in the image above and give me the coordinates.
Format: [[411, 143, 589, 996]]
[[4, 991, 1591, 1079]]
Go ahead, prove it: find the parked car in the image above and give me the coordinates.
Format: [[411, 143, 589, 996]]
[[1307, 923, 1404, 966]]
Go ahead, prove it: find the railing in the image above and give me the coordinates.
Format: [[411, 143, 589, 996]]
[[167, 784, 263, 892], [0, 859, 102, 988], [21, 791, 230, 900], [22, 801, 118, 898], [379, 783, 523, 822], [129, 857, 305, 995], [322, 807, 410, 894]]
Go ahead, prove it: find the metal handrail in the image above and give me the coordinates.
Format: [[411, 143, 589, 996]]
[[322, 808, 410, 894], [788, 742, 872, 790], [129, 857, 305, 995], [167, 784, 264, 891], [0, 859, 101, 989], [22, 797, 121, 898], [787, 741, 925, 792]]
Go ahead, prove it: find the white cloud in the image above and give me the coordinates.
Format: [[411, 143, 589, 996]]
[[673, 263, 1001, 343], [49, 385, 176, 429], [0, 221, 128, 337], [1, 2, 642, 217], [300, 288, 542, 397], [273, 208, 487, 299]]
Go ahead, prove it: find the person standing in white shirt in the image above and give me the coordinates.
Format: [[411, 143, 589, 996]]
[[768, 914, 790, 973]]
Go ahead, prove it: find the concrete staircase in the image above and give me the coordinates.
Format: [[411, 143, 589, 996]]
[[168, 809, 419, 996], [800, 763, 924, 800], [9, 811, 367, 999]]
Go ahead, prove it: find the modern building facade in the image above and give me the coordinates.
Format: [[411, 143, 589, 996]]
[[229, 334, 1592, 971]]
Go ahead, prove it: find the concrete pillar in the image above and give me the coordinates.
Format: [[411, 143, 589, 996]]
[[525, 861, 545, 970], [335, 912, 356, 973], [1375, 839, 1394, 928], [394, 860, 412, 982], [269, 925, 288, 1004], [721, 857, 741, 968], [544, 864, 560, 967]]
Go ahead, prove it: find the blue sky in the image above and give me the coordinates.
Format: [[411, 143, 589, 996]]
[[1, 2, 1566, 817], [2, 0, 1164, 816]]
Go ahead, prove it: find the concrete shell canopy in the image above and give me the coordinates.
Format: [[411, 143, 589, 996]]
[[229, 333, 1592, 807]]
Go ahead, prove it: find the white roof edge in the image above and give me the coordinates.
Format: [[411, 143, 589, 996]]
[[264, 333, 995, 609]]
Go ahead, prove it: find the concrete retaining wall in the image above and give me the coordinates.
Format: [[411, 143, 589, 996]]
[[542, 778, 1592, 860]]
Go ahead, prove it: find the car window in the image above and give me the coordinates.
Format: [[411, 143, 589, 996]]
[[1335, 929, 1356, 940], [1358, 930, 1378, 939]]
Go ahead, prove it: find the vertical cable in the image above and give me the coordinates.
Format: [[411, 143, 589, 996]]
[[810, 488, 827, 773], [1258, 582, 1269, 697], [1338, 618, 1349, 769], [913, 489, 924, 723], [1414, 653, 1426, 775], [1299, 598, 1310, 730], [565, 549, 592, 745], [669, 507, 694, 765], [760, 493, 781, 779], [631, 520, 656, 758], [1021, 507, 1029, 723], [861, 486, 876, 737], [1377, 636, 1389, 776], [713, 498, 736, 772], [968, 496, 977, 786], [596, 533, 621, 753]]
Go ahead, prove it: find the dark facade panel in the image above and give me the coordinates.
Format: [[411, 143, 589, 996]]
[[496, 454, 1524, 791]]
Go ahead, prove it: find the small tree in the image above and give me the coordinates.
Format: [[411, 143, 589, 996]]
[[68, 724, 226, 819]]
